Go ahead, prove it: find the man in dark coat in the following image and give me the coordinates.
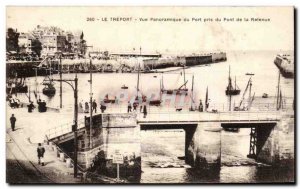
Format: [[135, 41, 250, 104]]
[[143, 104, 147, 118], [127, 101, 132, 113], [37, 99, 42, 112], [41, 100, 47, 112], [92, 100, 97, 113], [10, 114, 16, 131], [27, 102, 35, 113], [198, 99, 203, 112], [37, 143, 45, 166]]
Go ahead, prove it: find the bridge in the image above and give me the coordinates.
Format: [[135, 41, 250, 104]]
[[44, 107, 294, 174]]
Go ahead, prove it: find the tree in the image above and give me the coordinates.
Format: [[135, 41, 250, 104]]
[[6, 28, 20, 52], [31, 39, 42, 57]]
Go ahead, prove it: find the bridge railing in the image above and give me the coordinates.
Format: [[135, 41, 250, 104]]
[[94, 102, 293, 114], [45, 118, 86, 140], [136, 110, 281, 123]]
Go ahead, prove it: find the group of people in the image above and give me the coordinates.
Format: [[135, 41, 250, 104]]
[[26, 99, 47, 113], [198, 99, 210, 112], [79, 99, 107, 114], [127, 100, 148, 118], [7, 95, 21, 109]]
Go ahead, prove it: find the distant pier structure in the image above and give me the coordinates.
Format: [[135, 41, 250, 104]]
[[143, 52, 227, 70], [6, 51, 227, 77]]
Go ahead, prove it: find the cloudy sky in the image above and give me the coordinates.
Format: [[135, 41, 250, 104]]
[[6, 6, 294, 54]]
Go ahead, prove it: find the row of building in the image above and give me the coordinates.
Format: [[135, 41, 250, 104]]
[[8, 25, 87, 57]]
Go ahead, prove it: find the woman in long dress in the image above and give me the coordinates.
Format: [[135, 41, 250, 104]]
[[78, 100, 84, 113], [84, 102, 89, 113]]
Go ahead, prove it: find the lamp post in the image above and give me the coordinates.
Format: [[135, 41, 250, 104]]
[[51, 75, 79, 178], [88, 58, 93, 149], [59, 55, 62, 109]]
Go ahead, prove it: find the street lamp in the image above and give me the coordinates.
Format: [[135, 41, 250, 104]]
[[51, 75, 79, 178]]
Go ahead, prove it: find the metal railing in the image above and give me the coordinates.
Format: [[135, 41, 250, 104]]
[[45, 118, 85, 139], [44, 102, 289, 139], [136, 110, 281, 123]]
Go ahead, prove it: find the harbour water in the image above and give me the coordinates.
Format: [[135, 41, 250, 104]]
[[140, 129, 294, 183], [14, 50, 294, 183]]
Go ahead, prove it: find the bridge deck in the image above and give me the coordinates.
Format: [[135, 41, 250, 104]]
[[45, 110, 282, 140], [137, 111, 281, 124]]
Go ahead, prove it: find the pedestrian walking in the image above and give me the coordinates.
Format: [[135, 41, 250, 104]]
[[143, 104, 147, 118], [79, 100, 84, 113], [37, 99, 42, 112], [100, 100, 106, 113], [198, 99, 203, 112], [10, 114, 16, 131], [133, 102, 137, 111], [37, 143, 45, 166], [206, 101, 210, 112], [41, 100, 47, 112], [27, 101, 35, 113], [92, 100, 97, 113], [127, 101, 132, 113]]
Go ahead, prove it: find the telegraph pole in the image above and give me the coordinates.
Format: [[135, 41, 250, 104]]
[[59, 56, 62, 108], [89, 59, 93, 149], [276, 71, 281, 110], [51, 75, 79, 178], [73, 75, 78, 178], [83, 44, 93, 150]]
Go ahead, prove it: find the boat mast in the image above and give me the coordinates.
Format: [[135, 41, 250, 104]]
[[183, 66, 186, 89], [137, 63, 140, 97], [235, 76, 237, 90], [205, 86, 208, 111], [159, 78, 162, 101], [191, 75, 194, 110], [229, 66, 232, 111], [161, 74, 164, 90], [248, 79, 252, 107], [228, 65, 232, 90], [239, 77, 251, 108], [276, 71, 281, 110]]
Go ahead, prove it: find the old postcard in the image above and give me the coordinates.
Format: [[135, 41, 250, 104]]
[[6, 6, 295, 184]]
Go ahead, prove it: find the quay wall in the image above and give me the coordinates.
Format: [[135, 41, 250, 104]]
[[257, 112, 294, 167], [77, 113, 141, 180], [185, 122, 222, 171]]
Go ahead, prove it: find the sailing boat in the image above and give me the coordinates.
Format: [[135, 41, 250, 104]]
[[161, 66, 188, 95], [135, 63, 147, 101], [42, 66, 56, 97], [149, 77, 162, 106], [225, 66, 240, 95]]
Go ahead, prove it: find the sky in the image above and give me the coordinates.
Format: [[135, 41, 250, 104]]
[[6, 6, 294, 54]]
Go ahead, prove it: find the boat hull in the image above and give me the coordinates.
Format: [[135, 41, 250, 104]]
[[225, 89, 240, 96], [149, 100, 161, 106], [161, 89, 188, 95], [6, 86, 28, 93]]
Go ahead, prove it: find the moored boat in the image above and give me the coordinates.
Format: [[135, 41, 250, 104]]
[[225, 66, 240, 96], [161, 66, 188, 95]]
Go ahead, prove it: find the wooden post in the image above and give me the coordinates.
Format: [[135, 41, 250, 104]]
[[117, 163, 120, 181]]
